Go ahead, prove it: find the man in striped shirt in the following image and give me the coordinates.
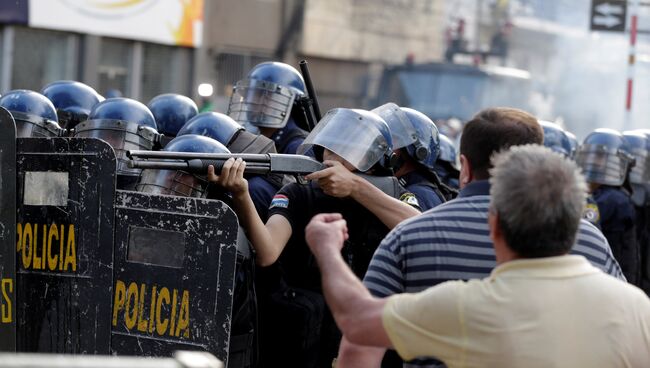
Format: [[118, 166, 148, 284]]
[[336, 108, 625, 368]]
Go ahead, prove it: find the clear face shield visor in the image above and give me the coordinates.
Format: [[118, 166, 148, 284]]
[[629, 147, 650, 184], [74, 119, 158, 176], [297, 109, 391, 172], [576, 144, 633, 186], [371, 103, 420, 150], [227, 78, 297, 129], [136, 169, 209, 198]]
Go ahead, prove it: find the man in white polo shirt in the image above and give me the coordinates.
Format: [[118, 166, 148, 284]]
[[305, 144, 650, 367]]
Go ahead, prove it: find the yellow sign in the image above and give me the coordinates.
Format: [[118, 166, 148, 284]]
[[30, 0, 204, 47], [112, 280, 190, 338], [16, 223, 76, 273], [1, 278, 12, 324]]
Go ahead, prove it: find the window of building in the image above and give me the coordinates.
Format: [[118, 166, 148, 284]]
[[214, 52, 272, 98], [140, 43, 193, 102], [12, 27, 72, 91], [98, 37, 131, 97]]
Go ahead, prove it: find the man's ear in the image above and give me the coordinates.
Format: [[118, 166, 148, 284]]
[[459, 154, 472, 189]]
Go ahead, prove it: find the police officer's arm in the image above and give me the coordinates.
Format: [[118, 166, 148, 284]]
[[306, 161, 420, 229], [208, 159, 292, 266], [305, 213, 392, 347]]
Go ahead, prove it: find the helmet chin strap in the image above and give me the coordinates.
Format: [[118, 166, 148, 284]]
[[392, 153, 406, 174]]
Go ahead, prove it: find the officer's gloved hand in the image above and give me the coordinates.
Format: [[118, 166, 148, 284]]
[[207, 158, 249, 198], [306, 160, 359, 198]]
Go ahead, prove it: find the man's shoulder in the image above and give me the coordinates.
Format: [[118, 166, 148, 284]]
[[396, 195, 490, 228], [574, 220, 610, 255]]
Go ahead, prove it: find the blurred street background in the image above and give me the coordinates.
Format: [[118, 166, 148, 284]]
[[0, 0, 648, 139]]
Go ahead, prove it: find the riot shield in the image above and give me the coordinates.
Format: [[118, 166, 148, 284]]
[[110, 190, 238, 364], [0, 107, 16, 351], [15, 138, 116, 353]]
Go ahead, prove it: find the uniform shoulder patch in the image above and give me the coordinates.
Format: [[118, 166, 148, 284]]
[[583, 202, 600, 225], [270, 194, 289, 209], [399, 192, 420, 208]]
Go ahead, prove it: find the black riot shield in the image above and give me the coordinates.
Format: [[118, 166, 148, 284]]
[[110, 190, 238, 364], [0, 107, 17, 351], [15, 138, 116, 353]]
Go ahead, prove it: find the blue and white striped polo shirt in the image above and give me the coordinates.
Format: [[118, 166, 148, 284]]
[[364, 180, 625, 298]]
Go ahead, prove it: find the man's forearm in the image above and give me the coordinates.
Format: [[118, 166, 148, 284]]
[[337, 336, 386, 368], [351, 177, 420, 229], [231, 192, 283, 266]]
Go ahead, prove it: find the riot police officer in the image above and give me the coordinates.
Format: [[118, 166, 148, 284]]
[[75, 98, 159, 190], [178, 111, 281, 219], [41, 80, 104, 131], [623, 130, 650, 293], [208, 108, 420, 368], [542, 122, 601, 227], [178, 111, 276, 155], [176, 112, 284, 367], [135, 133, 260, 366], [372, 103, 450, 209], [540, 120, 572, 157], [136, 134, 230, 198], [228, 62, 312, 219], [0, 89, 64, 138], [565, 130, 579, 159], [228, 61, 310, 154], [147, 93, 198, 148], [434, 133, 460, 190], [576, 128, 639, 284]]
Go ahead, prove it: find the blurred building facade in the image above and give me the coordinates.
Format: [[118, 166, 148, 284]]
[[200, 0, 448, 112], [0, 0, 199, 102], [0, 0, 448, 111]]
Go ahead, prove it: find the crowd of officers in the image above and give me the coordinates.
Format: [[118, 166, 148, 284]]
[[0, 60, 648, 367]]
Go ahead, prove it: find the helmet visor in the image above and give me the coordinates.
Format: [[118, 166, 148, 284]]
[[576, 144, 630, 186], [228, 78, 296, 128], [298, 109, 390, 172], [629, 147, 650, 184], [75, 119, 157, 176], [371, 103, 418, 150], [136, 169, 208, 198]]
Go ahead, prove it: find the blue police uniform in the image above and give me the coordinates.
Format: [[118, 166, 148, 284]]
[[248, 118, 309, 219], [399, 171, 444, 211], [434, 163, 460, 190], [593, 185, 638, 283]]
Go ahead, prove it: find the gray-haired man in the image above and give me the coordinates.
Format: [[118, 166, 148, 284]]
[[306, 145, 650, 368]]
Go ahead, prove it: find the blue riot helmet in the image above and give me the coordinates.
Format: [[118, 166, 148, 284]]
[[41, 80, 103, 131], [74, 98, 158, 185], [136, 134, 230, 198], [565, 131, 579, 159], [540, 121, 572, 157], [228, 62, 306, 130], [371, 103, 440, 171], [147, 93, 198, 137], [576, 128, 635, 187], [0, 89, 63, 137], [435, 134, 460, 189], [437, 134, 458, 167], [178, 112, 243, 146], [622, 130, 650, 206], [105, 89, 123, 99], [298, 108, 394, 172], [178, 112, 277, 155]]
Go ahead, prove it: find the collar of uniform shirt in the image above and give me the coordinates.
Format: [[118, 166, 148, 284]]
[[458, 179, 490, 198]]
